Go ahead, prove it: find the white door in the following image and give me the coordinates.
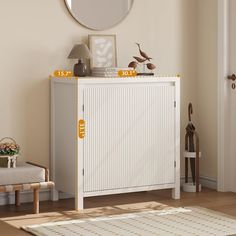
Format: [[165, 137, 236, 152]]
[[83, 84, 175, 193], [227, 0, 236, 191], [220, 0, 236, 192]]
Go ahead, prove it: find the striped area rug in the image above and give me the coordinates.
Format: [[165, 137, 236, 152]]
[[22, 207, 236, 236]]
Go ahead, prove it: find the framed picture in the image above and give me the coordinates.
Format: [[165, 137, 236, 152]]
[[89, 34, 117, 68]]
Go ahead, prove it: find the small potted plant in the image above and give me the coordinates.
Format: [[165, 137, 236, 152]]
[[0, 137, 20, 168], [128, 43, 156, 75]]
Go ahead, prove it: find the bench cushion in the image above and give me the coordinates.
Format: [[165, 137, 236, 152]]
[[0, 163, 45, 185]]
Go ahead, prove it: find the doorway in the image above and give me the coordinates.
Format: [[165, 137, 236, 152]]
[[218, 0, 236, 192]]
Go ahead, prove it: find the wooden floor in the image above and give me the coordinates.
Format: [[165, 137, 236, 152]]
[[1, 188, 236, 235]]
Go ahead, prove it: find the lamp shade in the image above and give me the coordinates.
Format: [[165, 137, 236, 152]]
[[68, 43, 92, 59]]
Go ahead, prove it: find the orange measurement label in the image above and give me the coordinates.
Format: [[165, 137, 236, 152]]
[[118, 70, 137, 77], [78, 120, 85, 139], [54, 70, 73, 77]]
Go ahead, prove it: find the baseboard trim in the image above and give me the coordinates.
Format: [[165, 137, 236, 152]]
[[180, 176, 217, 190], [0, 176, 217, 206]]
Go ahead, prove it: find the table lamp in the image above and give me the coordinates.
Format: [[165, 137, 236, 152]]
[[68, 44, 92, 77]]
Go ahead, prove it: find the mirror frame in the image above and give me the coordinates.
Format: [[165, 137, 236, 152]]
[[64, 0, 134, 30]]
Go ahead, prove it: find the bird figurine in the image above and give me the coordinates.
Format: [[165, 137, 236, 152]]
[[133, 56, 147, 63], [136, 43, 152, 61], [146, 63, 156, 70], [128, 61, 138, 69], [128, 43, 156, 75]]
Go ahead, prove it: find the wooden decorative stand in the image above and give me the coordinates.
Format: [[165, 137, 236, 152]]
[[183, 131, 201, 192], [183, 103, 201, 193]]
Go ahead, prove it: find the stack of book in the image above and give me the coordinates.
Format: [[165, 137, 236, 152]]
[[91, 67, 134, 77]]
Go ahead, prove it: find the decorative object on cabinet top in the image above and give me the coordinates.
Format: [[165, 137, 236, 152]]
[[89, 35, 117, 69], [68, 43, 92, 77], [91, 67, 136, 78], [128, 43, 156, 76], [64, 0, 134, 30]]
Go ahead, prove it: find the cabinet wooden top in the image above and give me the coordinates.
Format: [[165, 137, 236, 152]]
[[50, 76, 180, 85]]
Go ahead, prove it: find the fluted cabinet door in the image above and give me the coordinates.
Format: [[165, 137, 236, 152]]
[[83, 84, 175, 193]]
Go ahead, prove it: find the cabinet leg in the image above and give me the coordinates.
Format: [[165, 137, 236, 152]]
[[172, 187, 180, 199], [75, 193, 84, 211]]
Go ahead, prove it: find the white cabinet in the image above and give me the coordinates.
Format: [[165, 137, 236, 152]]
[[51, 77, 180, 210]]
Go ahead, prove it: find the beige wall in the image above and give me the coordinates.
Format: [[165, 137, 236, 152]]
[[197, 0, 218, 179], [0, 1, 198, 174]]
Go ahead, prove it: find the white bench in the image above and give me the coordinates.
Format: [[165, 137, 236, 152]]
[[0, 162, 54, 214]]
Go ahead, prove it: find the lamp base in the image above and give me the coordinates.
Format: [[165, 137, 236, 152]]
[[74, 60, 86, 77]]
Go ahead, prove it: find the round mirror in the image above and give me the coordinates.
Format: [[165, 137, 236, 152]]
[[65, 0, 134, 30]]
